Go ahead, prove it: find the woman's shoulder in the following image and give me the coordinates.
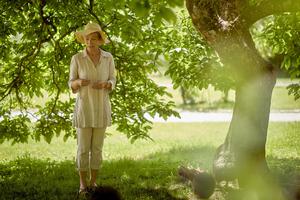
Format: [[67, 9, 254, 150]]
[[100, 49, 113, 59], [72, 50, 85, 60]]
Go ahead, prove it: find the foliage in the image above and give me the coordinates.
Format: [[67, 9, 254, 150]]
[[1, 0, 300, 144], [252, 13, 300, 99], [164, 11, 234, 93], [164, 8, 300, 104], [0, 0, 184, 144]]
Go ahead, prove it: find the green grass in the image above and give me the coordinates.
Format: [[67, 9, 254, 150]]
[[271, 87, 300, 110], [169, 86, 300, 111], [0, 122, 299, 200]]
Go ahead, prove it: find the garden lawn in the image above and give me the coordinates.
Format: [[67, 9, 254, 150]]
[[165, 86, 300, 111], [0, 122, 299, 200]]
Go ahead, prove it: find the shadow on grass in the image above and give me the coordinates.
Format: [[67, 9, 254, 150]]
[[0, 146, 215, 200], [268, 156, 300, 191], [0, 146, 299, 200]]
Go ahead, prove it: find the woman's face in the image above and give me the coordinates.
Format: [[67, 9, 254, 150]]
[[84, 32, 102, 48]]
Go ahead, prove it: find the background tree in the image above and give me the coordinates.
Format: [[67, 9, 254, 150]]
[[182, 0, 300, 198]]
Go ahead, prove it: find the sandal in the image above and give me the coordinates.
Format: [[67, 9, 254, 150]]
[[88, 183, 98, 192], [76, 187, 88, 200], [79, 187, 88, 194], [91, 183, 98, 187]]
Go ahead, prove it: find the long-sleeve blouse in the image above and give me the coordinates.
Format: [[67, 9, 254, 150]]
[[69, 48, 116, 128]]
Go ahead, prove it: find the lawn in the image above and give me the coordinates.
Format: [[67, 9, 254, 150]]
[[169, 85, 300, 111], [0, 122, 299, 200]]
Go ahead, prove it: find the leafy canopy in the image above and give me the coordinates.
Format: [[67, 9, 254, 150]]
[[0, 0, 184, 144], [0, 0, 299, 144], [252, 13, 300, 99]]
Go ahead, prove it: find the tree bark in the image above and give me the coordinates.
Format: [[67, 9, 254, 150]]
[[185, 0, 284, 198]]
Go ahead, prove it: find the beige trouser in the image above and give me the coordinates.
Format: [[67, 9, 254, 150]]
[[76, 127, 106, 171]]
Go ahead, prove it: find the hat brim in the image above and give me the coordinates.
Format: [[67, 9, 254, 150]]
[[75, 30, 110, 45]]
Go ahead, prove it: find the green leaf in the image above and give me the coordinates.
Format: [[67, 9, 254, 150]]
[[130, 0, 150, 18], [167, 0, 184, 7], [159, 7, 177, 23]]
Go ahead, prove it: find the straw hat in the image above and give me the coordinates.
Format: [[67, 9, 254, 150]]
[[75, 22, 109, 44]]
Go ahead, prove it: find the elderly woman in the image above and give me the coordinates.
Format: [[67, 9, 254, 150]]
[[68, 22, 116, 193]]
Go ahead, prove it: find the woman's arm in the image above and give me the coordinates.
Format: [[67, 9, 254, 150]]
[[107, 55, 116, 91], [69, 55, 79, 93], [69, 55, 90, 93]]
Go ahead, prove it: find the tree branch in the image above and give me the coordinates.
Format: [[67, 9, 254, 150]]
[[243, 0, 300, 26]]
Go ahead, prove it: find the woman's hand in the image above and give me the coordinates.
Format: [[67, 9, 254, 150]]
[[77, 79, 90, 87], [92, 81, 112, 90], [71, 79, 90, 92]]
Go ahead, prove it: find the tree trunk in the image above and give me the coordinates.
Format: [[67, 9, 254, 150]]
[[224, 70, 276, 180], [185, 0, 284, 198]]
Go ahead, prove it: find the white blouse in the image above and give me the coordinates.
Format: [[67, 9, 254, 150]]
[[69, 48, 116, 128]]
